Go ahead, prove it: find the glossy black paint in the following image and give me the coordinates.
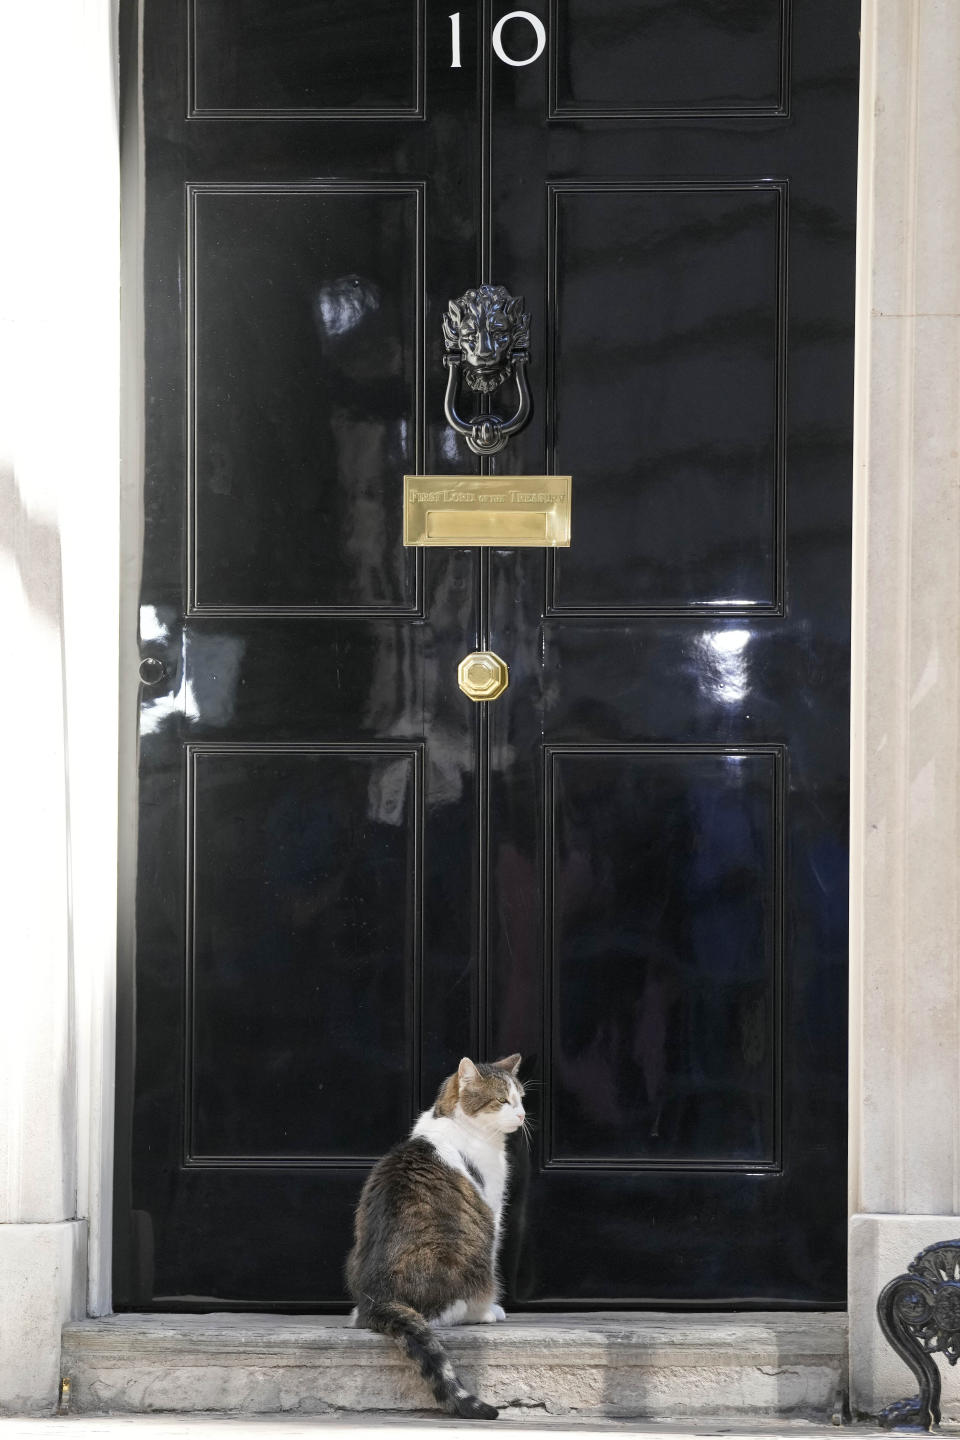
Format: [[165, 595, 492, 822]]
[[118, 0, 858, 1309], [191, 186, 420, 609]]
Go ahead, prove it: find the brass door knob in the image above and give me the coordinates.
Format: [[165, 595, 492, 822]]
[[457, 650, 509, 702]]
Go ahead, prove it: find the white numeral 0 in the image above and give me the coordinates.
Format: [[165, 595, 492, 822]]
[[492, 10, 546, 67], [450, 10, 546, 69]]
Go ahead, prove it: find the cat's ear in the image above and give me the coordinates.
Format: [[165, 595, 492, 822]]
[[494, 1053, 522, 1076], [458, 1057, 479, 1083]]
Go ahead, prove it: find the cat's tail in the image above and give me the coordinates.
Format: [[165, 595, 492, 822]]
[[362, 1299, 498, 1421]]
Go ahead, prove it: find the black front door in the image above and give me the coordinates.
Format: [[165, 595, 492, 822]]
[[118, 0, 858, 1310]]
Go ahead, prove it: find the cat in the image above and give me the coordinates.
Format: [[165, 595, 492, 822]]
[[345, 1054, 526, 1421]]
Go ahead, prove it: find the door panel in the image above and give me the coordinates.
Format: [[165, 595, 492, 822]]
[[120, 0, 857, 1309], [190, 0, 425, 118], [550, 0, 788, 117], [548, 182, 784, 611], [187, 744, 422, 1162], [480, 3, 854, 1301], [545, 745, 780, 1168], [190, 185, 422, 612]]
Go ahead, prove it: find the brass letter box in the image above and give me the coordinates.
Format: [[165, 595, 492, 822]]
[[403, 476, 572, 547]]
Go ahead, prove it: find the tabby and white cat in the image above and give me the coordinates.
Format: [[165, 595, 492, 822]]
[[345, 1054, 526, 1420]]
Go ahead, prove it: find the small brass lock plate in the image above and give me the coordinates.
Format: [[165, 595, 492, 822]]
[[458, 650, 509, 702]]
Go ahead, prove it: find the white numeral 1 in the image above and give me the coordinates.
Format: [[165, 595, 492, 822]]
[[450, 11, 462, 68]]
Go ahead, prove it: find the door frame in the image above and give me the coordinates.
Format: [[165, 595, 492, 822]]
[[69, 0, 913, 1335]]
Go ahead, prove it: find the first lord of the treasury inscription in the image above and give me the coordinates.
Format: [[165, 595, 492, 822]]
[[403, 475, 573, 547]]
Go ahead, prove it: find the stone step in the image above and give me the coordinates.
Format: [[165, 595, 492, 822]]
[[61, 1313, 847, 1421]]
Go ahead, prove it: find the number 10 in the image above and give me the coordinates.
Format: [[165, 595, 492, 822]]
[[450, 11, 547, 69]]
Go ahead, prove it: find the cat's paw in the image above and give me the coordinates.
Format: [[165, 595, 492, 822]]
[[347, 1307, 359, 1327], [484, 1303, 506, 1323]]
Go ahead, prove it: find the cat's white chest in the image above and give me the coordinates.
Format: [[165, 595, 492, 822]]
[[412, 1111, 508, 1225], [466, 1142, 507, 1217]]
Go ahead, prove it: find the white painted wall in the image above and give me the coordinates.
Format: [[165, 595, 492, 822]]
[[849, 0, 960, 1418], [0, 0, 120, 1414]]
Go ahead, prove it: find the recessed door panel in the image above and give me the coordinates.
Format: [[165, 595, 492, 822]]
[[187, 745, 421, 1162], [548, 184, 784, 613], [550, 0, 787, 117], [546, 746, 780, 1168], [190, 0, 424, 117], [190, 186, 421, 613]]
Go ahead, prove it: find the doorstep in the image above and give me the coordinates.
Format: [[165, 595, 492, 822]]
[[60, 1313, 847, 1421]]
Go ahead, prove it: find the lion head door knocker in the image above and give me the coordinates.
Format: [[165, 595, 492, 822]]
[[442, 284, 532, 455]]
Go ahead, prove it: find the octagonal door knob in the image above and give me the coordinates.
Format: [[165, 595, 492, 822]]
[[457, 650, 509, 702]]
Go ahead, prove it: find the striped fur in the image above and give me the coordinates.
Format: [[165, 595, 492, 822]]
[[346, 1056, 525, 1421]]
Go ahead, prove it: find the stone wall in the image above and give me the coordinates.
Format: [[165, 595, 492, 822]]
[[849, 0, 960, 1417], [0, 0, 120, 1415]]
